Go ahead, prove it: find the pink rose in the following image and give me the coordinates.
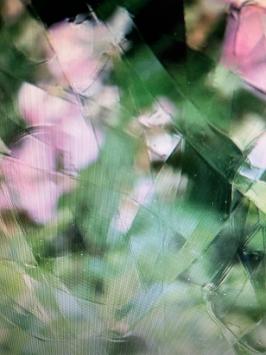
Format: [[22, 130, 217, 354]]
[[221, 3, 266, 93]]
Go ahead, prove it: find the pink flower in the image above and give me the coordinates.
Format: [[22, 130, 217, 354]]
[[47, 21, 102, 93], [18, 83, 102, 172], [221, 3, 266, 93], [0, 135, 74, 223], [45, 8, 131, 93]]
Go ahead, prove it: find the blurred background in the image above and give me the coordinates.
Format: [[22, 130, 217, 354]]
[[0, 0, 265, 354]]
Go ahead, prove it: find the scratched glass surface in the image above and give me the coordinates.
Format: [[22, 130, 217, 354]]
[[0, 0, 266, 354]]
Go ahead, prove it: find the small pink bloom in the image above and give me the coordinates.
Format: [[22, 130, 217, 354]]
[[221, 4, 266, 93]]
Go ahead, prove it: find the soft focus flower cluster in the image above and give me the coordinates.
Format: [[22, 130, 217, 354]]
[[0, 8, 130, 224]]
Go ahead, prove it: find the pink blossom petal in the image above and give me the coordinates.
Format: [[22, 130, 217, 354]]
[[18, 177, 60, 224], [51, 115, 103, 172], [11, 134, 56, 172], [18, 83, 77, 126]]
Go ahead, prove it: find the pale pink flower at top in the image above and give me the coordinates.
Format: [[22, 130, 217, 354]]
[[47, 21, 101, 93], [221, 2, 266, 93], [18, 83, 103, 172], [0, 135, 74, 223], [46, 8, 131, 93]]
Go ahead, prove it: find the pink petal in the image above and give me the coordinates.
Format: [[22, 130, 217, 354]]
[[234, 6, 266, 58], [18, 177, 60, 224], [51, 114, 103, 172], [11, 134, 56, 172], [18, 83, 77, 126]]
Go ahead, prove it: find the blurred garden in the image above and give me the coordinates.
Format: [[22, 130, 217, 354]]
[[0, 0, 266, 353]]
